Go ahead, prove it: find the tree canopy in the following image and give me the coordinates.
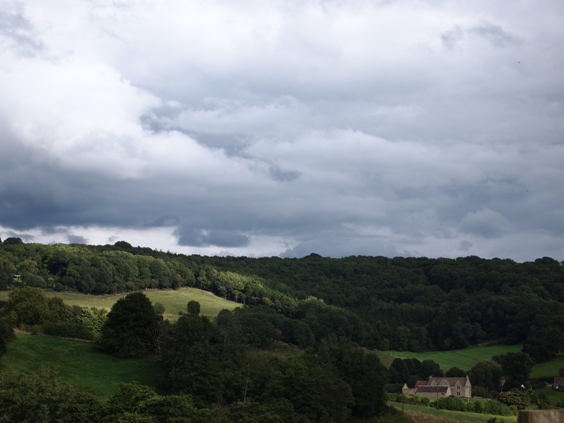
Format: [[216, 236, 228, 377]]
[[99, 292, 162, 358]]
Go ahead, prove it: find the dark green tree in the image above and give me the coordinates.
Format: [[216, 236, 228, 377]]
[[187, 300, 201, 315], [157, 314, 224, 407], [3, 287, 52, 327], [2, 237, 24, 245], [0, 319, 14, 357], [522, 326, 564, 363], [0, 367, 102, 423], [281, 351, 353, 423], [330, 344, 388, 419], [468, 360, 503, 391], [493, 352, 534, 387], [446, 366, 467, 377], [99, 292, 161, 358], [153, 302, 165, 316]]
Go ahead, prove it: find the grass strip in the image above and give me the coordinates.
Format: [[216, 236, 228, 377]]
[[389, 401, 518, 423]]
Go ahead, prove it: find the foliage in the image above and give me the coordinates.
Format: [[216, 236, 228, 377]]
[[492, 352, 534, 387], [388, 357, 443, 385], [0, 319, 14, 356], [2, 237, 24, 245], [446, 366, 467, 377], [3, 286, 52, 326], [1, 242, 564, 353], [156, 314, 224, 406], [42, 321, 95, 340], [153, 302, 165, 315], [0, 367, 103, 423], [469, 360, 503, 392], [104, 382, 214, 423], [497, 391, 529, 409], [187, 300, 201, 315], [329, 343, 388, 418], [522, 326, 564, 363], [99, 292, 162, 358]]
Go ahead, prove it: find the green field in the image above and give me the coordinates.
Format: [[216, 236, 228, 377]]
[[384, 344, 523, 371], [0, 287, 240, 320], [0, 334, 155, 400], [390, 401, 518, 423], [530, 355, 564, 379]]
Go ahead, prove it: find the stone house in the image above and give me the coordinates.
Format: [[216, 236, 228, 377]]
[[402, 376, 472, 398]]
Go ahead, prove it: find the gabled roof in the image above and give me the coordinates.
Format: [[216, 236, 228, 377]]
[[415, 381, 428, 387], [428, 376, 469, 387]]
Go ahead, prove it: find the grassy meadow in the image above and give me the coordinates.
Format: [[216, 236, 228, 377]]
[[384, 344, 523, 372], [0, 287, 240, 320], [530, 355, 564, 379], [0, 334, 155, 401]]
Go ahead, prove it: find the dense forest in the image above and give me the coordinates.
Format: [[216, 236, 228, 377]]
[[1, 238, 564, 421], [1, 238, 563, 355]]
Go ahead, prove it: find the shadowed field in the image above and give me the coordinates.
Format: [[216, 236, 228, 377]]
[[0, 334, 155, 401]]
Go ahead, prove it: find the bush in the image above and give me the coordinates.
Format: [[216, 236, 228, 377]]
[[385, 383, 404, 393], [42, 322, 95, 341], [435, 396, 467, 412], [497, 391, 529, 409], [482, 400, 514, 416], [472, 385, 496, 398]]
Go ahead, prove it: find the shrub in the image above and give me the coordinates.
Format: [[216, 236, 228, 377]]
[[497, 391, 529, 409], [435, 396, 467, 412], [42, 322, 95, 341]]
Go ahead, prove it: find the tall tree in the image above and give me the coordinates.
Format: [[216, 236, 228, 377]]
[[99, 292, 161, 358], [493, 352, 534, 387], [522, 326, 564, 363]]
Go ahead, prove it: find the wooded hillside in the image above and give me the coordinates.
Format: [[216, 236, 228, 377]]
[[1, 239, 563, 353]]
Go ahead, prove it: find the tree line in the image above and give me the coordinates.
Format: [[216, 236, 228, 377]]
[[1, 240, 564, 355], [0, 290, 408, 423]]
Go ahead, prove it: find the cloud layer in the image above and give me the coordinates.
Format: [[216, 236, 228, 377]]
[[1, 0, 563, 260]]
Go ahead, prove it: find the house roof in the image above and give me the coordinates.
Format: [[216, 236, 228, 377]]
[[428, 377, 469, 387], [415, 381, 428, 387], [555, 377, 564, 384]]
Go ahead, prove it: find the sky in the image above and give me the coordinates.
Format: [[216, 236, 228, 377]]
[[1, 0, 563, 261]]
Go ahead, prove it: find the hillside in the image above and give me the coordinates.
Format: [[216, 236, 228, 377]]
[[1, 241, 564, 353], [0, 287, 239, 320]]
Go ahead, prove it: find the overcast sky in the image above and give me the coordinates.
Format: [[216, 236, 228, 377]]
[[1, 0, 563, 261]]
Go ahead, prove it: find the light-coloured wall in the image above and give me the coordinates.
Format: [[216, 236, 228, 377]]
[[519, 410, 564, 423]]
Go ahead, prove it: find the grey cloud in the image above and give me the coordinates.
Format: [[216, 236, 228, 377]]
[[459, 209, 510, 239], [67, 234, 87, 244], [441, 21, 519, 51], [441, 26, 463, 50], [0, 1, 43, 56], [281, 233, 403, 259], [469, 21, 520, 48], [176, 228, 250, 248], [459, 240, 473, 251], [1, 1, 563, 261]]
